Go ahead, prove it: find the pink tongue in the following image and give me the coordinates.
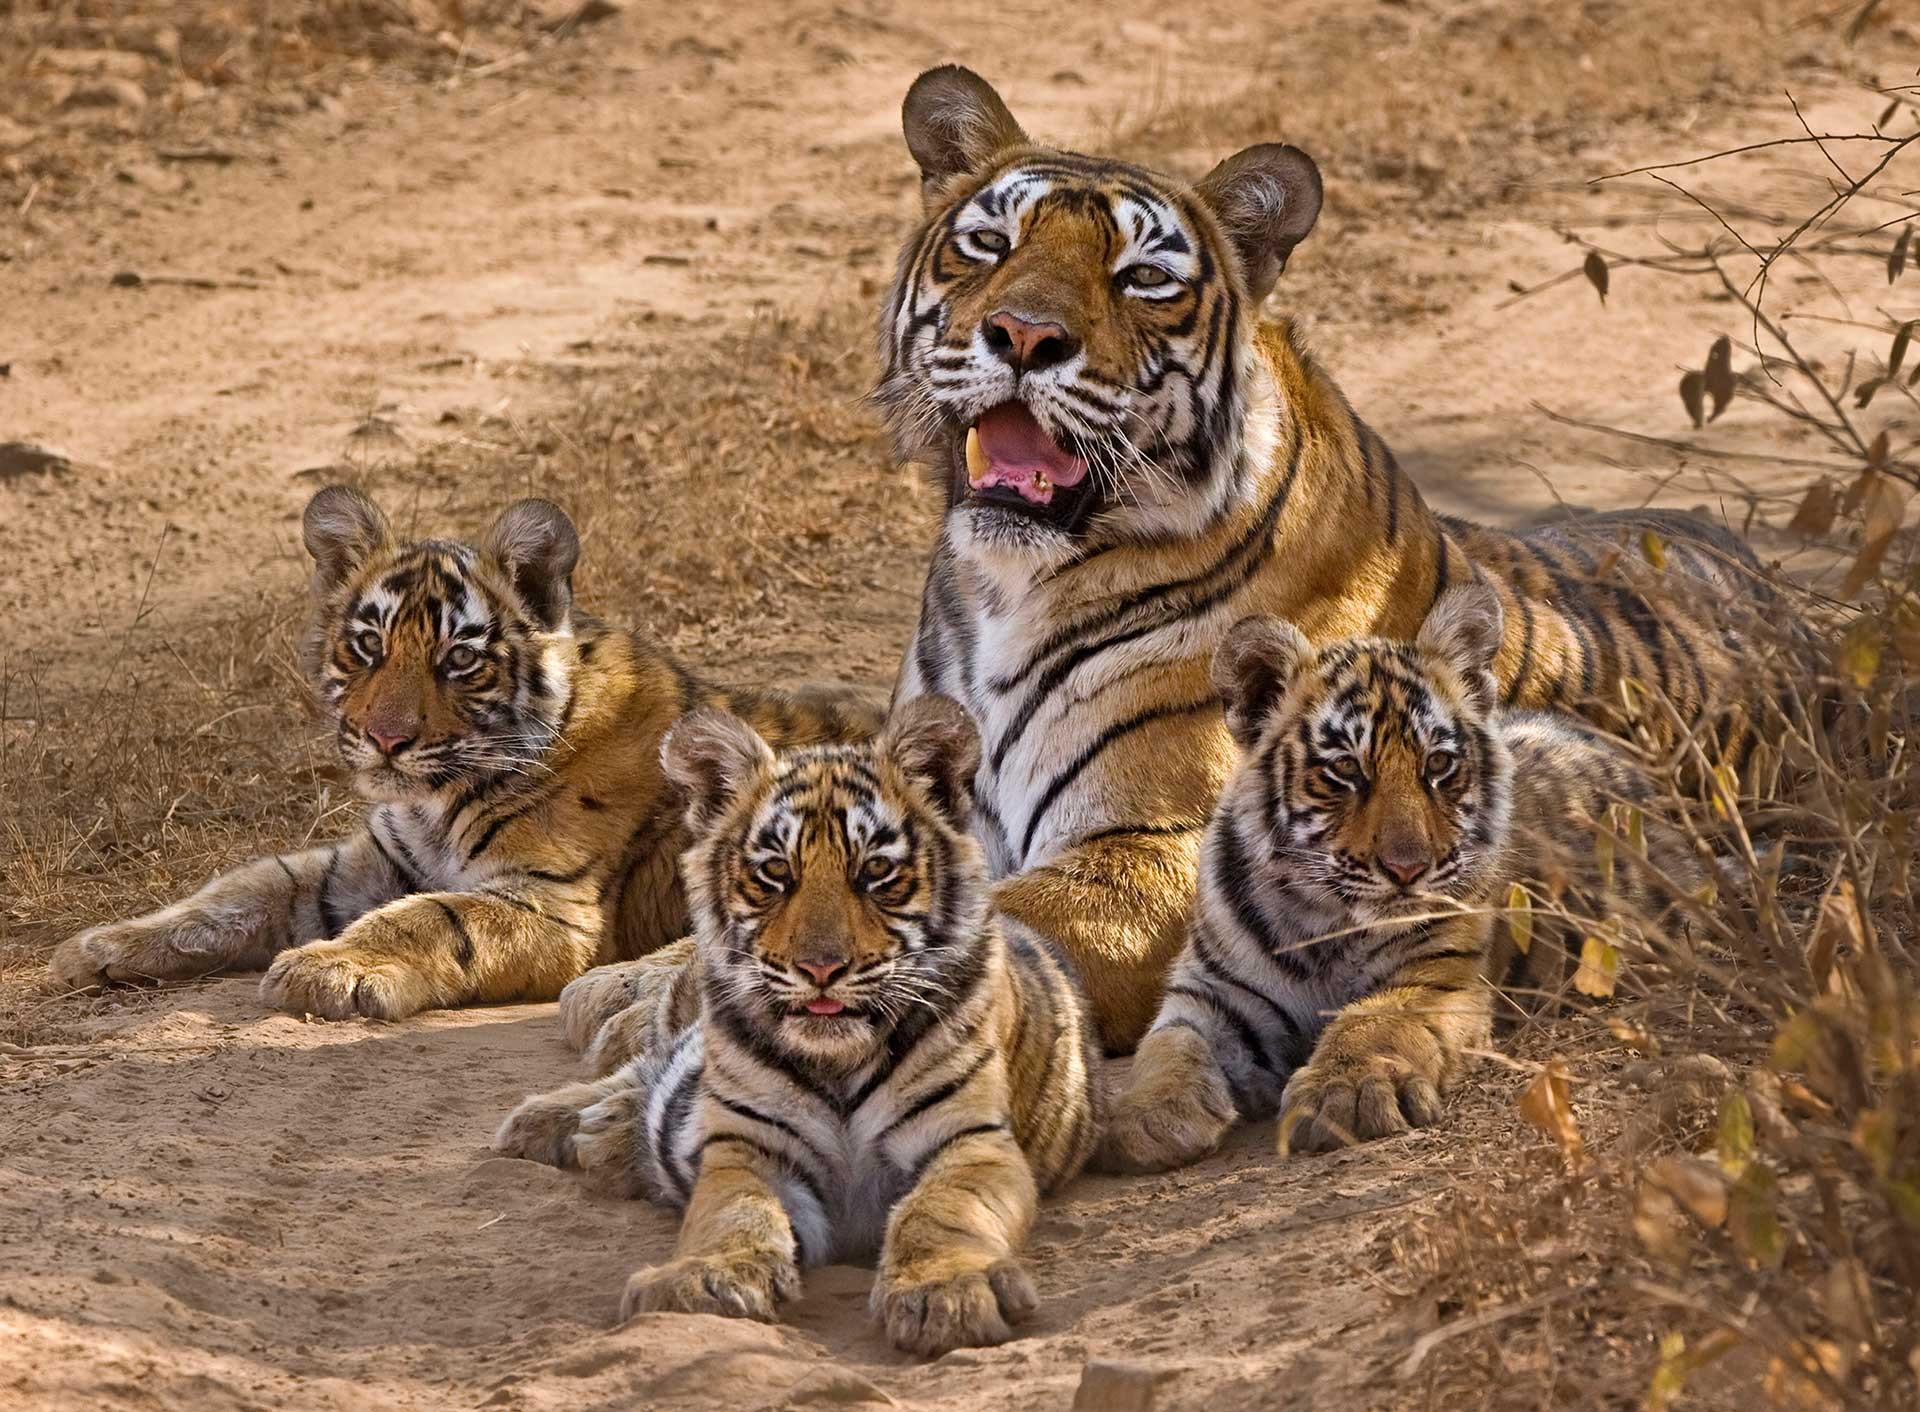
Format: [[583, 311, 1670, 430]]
[[805, 998, 845, 1016], [975, 403, 1089, 504]]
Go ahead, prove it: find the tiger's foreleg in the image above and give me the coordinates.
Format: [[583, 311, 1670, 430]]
[[620, 1134, 807, 1324], [1280, 919, 1493, 1154], [872, 1126, 1040, 1357], [991, 828, 1203, 1052], [1098, 921, 1310, 1172], [259, 886, 603, 1021], [50, 833, 404, 992]]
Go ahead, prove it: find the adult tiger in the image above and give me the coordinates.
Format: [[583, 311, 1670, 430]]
[[49, 486, 883, 1019], [878, 66, 1772, 1051]]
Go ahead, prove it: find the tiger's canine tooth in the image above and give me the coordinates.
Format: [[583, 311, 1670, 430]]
[[965, 425, 988, 482]]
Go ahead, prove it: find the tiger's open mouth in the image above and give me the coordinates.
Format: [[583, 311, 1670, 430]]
[[961, 402, 1098, 530]]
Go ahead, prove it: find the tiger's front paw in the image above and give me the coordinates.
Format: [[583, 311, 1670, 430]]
[[50, 910, 252, 991], [1095, 1027, 1237, 1174], [620, 1250, 800, 1323], [1279, 1048, 1444, 1155], [873, 1259, 1037, 1358], [259, 934, 437, 1020], [494, 1079, 614, 1169]]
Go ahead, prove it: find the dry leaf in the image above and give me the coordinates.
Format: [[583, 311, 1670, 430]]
[[1808, 877, 1865, 990], [1574, 934, 1619, 997], [1640, 527, 1666, 569], [1891, 225, 1911, 285], [1891, 320, 1914, 379], [1517, 1056, 1582, 1160], [1583, 250, 1609, 304], [1679, 370, 1705, 428], [1729, 1162, 1784, 1268], [1717, 1090, 1754, 1177], [1785, 478, 1837, 538], [1647, 1156, 1730, 1228], [1506, 882, 1533, 955], [1703, 334, 1734, 420], [1838, 617, 1882, 688], [1839, 534, 1894, 599]]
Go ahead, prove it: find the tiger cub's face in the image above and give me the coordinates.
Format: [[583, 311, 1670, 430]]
[[1213, 588, 1516, 927], [299, 487, 578, 802], [666, 697, 990, 1070], [876, 66, 1322, 567]]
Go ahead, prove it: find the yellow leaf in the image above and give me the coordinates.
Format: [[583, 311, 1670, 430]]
[[1506, 882, 1533, 955], [1729, 1162, 1784, 1269], [1709, 762, 1738, 820], [1717, 1090, 1754, 1177], [1641, 528, 1667, 570], [1771, 1010, 1821, 1071], [1517, 1056, 1582, 1161], [1635, 1181, 1687, 1264], [1623, 804, 1645, 856], [1648, 1330, 1690, 1411], [1825, 1258, 1875, 1342], [1853, 1106, 1896, 1181], [1574, 934, 1620, 997], [1593, 823, 1616, 889], [1838, 617, 1882, 689]]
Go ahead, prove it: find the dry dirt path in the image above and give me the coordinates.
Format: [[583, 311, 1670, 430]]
[[1, 2, 1904, 1409]]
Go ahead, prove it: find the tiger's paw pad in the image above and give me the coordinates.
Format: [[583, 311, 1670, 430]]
[[259, 940, 433, 1020], [874, 1260, 1037, 1357], [619, 1252, 799, 1323], [1279, 1058, 1444, 1154]]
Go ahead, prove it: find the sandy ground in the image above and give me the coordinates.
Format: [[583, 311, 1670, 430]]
[[2, 1, 1912, 1408]]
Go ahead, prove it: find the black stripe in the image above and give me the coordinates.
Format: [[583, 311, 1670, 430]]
[[877, 1047, 994, 1145], [698, 1133, 829, 1219], [436, 900, 475, 971], [316, 845, 343, 937], [711, 1093, 836, 1181], [905, 1122, 1008, 1186], [1018, 698, 1218, 860]]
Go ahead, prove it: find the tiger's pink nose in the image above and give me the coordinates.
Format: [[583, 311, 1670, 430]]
[[1379, 851, 1430, 888], [796, 956, 848, 986], [368, 728, 415, 757], [983, 311, 1078, 373]]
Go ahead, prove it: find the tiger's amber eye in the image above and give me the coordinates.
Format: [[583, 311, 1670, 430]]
[[444, 645, 481, 673], [354, 629, 383, 660], [1425, 749, 1457, 780], [1325, 757, 1362, 781], [860, 855, 895, 885], [969, 229, 1009, 254], [1123, 264, 1172, 288], [755, 858, 791, 889]]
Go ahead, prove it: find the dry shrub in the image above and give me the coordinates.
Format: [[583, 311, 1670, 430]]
[[1379, 85, 1920, 1411]]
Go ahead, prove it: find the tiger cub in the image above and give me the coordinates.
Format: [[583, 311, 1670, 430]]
[[1100, 585, 1701, 1172], [494, 696, 1103, 1357], [50, 486, 882, 1020]]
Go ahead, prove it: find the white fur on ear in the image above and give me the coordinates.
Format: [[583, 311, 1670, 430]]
[[1191, 144, 1323, 302], [901, 66, 1029, 202], [1212, 614, 1313, 749], [661, 708, 775, 831], [1418, 584, 1506, 681], [302, 485, 391, 595], [880, 694, 981, 824], [483, 499, 579, 632]]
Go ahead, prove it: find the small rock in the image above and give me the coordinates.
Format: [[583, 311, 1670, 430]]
[[63, 77, 148, 111], [1071, 1361, 1177, 1412], [775, 1367, 896, 1407], [0, 116, 35, 152], [41, 48, 149, 79]]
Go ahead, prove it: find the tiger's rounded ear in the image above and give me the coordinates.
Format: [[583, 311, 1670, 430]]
[[901, 66, 1028, 206], [662, 708, 776, 832], [1212, 614, 1312, 749], [1192, 144, 1323, 303], [880, 694, 980, 826], [1418, 584, 1506, 695], [302, 485, 391, 595], [484, 498, 579, 632]]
